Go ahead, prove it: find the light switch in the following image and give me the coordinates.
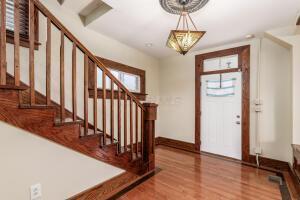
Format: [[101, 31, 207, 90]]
[[30, 183, 42, 200]]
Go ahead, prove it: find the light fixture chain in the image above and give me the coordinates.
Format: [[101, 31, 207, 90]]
[[187, 13, 198, 31], [176, 13, 183, 30]]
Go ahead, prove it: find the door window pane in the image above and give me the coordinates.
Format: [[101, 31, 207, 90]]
[[220, 55, 238, 70]]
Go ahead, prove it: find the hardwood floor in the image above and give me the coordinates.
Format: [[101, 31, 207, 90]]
[[119, 146, 282, 200]]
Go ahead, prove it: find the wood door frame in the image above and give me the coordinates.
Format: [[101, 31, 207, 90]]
[[195, 45, 250, 162]]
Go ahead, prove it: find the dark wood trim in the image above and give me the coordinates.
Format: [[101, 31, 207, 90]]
[[249, 155, 290, 171], [195, 45, 251, 162], [68, 168, 159, 200], [6, 6, 40, 50], [89, 88, 147, 101], [88, 57, 146, 100], [156, 137, 200, 153], [297, 16, 300, 25], [285, 163, 300, 199]]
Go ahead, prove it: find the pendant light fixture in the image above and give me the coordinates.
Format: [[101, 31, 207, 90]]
[[160, 0, 208, 55]]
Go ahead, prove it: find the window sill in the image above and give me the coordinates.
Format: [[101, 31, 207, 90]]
[[89, 88, 147, 101], [6, 32, 40, 50]]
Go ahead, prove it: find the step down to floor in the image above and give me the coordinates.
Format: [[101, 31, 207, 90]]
[[131, 152, 142, 162], [0, 84, 28, 90], [19, 104, 56, 109], [54, 118, 83, 127]]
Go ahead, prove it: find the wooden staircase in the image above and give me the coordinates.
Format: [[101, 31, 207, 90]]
[[0, 0, 157, 175]]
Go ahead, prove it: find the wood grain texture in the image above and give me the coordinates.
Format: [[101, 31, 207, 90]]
[[89, 89, 147, 101], [117, 87, 122, 153], [0, 0, 6, 85], [120, 146, 283, 200], [60, 31, 65, 121], [102, 70, 107, 146], [124, 93, 128, 151], [0, 88, 145, 174], [84, 55, 89, 136], [68, 172, 139, 200], [130, 97, 133, 158], [72, 42, 77, 120], [110, 79, 114, 143], [93, 63, 97, 134], [29, 0, 35, 104], [46, 18, 51, 105], [14, 0, 20, 86]]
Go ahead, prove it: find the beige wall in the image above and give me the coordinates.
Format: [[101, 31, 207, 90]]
[[158, 38, 293, 162], [0, 121, 123, 200]]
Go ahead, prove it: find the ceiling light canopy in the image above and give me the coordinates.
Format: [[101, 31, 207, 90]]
[[160, 0, 208, 55]]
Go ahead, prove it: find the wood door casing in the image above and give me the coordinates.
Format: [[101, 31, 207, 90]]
[[195, 45, 250, 162]]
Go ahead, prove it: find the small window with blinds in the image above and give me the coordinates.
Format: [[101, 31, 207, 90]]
[[5, 0, 29, 37], [0, 0, 38, 48]]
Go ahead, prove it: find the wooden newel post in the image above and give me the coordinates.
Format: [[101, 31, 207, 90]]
[[143, 103, 158, 171]]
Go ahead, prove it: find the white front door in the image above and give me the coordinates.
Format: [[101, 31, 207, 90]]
[[200, 72, 242, 160]]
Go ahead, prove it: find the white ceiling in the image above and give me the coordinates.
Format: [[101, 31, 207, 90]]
[[61, 0, 300, 58]]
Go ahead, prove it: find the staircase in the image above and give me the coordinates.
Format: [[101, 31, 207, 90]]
[[0, 0, 157, 174]]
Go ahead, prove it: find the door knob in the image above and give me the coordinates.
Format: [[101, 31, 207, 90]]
[[236, 121, 241, 125]]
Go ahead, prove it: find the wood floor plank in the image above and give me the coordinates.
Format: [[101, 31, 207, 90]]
[[119, 146, 282, 200]]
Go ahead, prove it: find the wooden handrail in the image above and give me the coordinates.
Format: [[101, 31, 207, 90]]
[[33, 0, 144, 110]]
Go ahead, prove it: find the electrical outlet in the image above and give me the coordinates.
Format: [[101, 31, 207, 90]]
[[30, 183, 42, 200]]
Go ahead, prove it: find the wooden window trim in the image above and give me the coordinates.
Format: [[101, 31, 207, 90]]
[[195, 45, 250, 162], [88, 57, 147, 101], [5, 4, 40, 49]]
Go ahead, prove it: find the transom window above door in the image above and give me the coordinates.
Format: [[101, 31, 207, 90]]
[[203, 54, 238, 72]]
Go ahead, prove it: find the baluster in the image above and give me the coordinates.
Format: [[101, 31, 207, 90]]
[[84, 55, 89, 136], [117, 86, 121, 153], [124, 93, 127, 152], [102, 71, 106, 146], [29, 0, 35, 104], [60, 31, 65, 121], [110, 79, 114, 143], [135, 102, 138, 155], [130, 97, 133, 158], [46, 18, 51, 105], [0, 0, 6, 85], [14, 0, 20, 86], [72, 42, 77, 120], [93, 64, 97, 134], [141, 107, 144, 159]]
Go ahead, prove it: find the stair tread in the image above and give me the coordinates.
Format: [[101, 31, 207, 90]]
[[0, 84, 28, 90], [19, 104, 56, 109], [54, 118, 83, 126]]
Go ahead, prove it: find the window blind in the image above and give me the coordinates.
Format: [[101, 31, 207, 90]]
[[2, 0, 29, 37]]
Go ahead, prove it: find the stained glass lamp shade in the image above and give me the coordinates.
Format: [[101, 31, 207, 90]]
[[166, 10, 206, 55]]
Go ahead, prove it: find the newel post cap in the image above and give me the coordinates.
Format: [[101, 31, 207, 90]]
[[143, 103, 158, 121]]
